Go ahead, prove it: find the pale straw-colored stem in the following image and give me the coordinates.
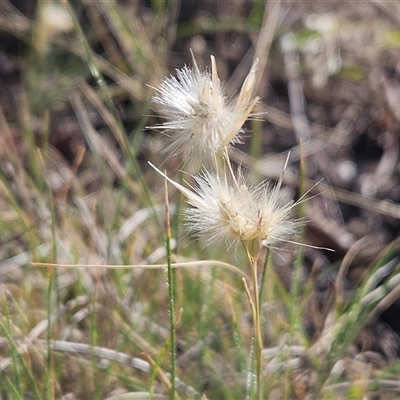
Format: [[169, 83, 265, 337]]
[[243, 242, 263, 400], [32, 260, 249, 280], [222, 147, 238, 187]]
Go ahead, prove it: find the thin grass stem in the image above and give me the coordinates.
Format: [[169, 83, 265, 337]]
[[2, 374, 23, 400], [243, 244, 263, 400], [90, 287, 101, 400], [148, 339, 169, 397], [61, 0, 163, 238], [44, 267, 53, 400], [258, 249, 270, 320], [164, 173, 176, 399], [0, 318, 42, 400], [32, 260, 249, 280], [3, 299, 21, 393], [252, 262, 263, 400]]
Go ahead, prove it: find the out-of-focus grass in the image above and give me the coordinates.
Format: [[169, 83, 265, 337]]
[[0, 1, 400, 399]]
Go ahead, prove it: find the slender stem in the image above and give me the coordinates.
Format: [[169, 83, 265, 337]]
[[33, 260, 249, 280], [242, 277, 256, 319], [3, 299, 21, 392], [258, 249, 270, 314], [252, 261, 263, 400], [45, 173, 58, 400], [90, 287, 101, 400], [223, 147, 239, 187], [44, 267, 53, 400], [244, 243, 263, 400], [165, 174, 176, 399]]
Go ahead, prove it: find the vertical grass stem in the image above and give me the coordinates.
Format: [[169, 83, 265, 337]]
[[243, 243, 263, 400], [164, 173, 176, 399]]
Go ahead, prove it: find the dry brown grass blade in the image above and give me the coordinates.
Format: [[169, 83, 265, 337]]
[[261, 103, 360, 161], [83, 0, 122, 67], [0, 0, 31, 36], [105, 393, 167, 400], [0, 104, 23, 172], [335, 235, 375, 307], [79, 81, 128, 153], [254, 0, 281, 97], [0, 317, 49, 371], [111, 310, 161, 358], [70, 94, 140, 194], [94, 1, 161, 79], [44, 339, 150, 372], [365, 284, 400, 326], [319, 379, 400, 398], [140, 353, 174, 397], [58, 145, 86, 205], [281, 31, 311, 143]]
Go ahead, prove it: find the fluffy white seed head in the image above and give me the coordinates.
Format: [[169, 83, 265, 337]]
[[149, 163, 303, 254], [185, 170, 302, 253], [148, 55, 259, 170]]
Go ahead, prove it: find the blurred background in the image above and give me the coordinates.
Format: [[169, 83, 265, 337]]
[[1, 0, 400, 398]]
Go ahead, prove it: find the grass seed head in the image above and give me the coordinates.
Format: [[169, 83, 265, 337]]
[[187, 171, 302, 253], [148, 54, 259, 170], [149, 163, 303, 255]]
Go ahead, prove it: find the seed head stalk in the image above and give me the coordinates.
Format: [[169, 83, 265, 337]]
[[243, 241, 264, 400]]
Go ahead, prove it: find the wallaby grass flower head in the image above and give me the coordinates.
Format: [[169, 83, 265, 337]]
[[149, 163, 303, 256], [148, 53, 260, 169], [185, 170, 303, 256]]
